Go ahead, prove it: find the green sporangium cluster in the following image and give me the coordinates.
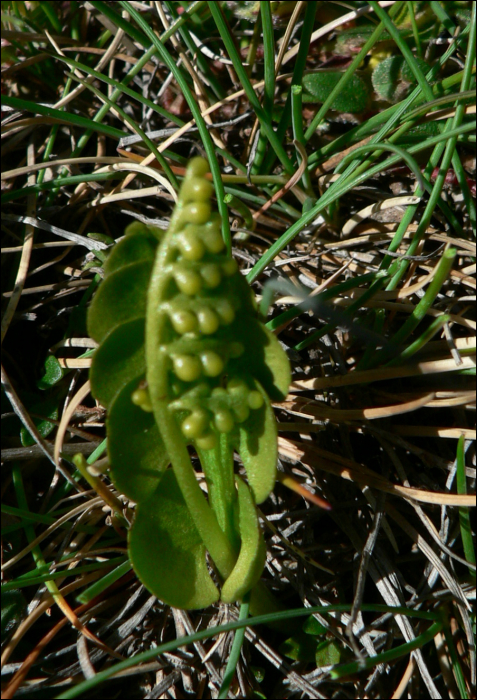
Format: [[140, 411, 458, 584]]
[[168, 376, 264, 450], [133, 157, 268, 451]]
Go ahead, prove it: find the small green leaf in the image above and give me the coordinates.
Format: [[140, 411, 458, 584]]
[[250, 666, 266, 683], [302, 72, 370, 113], [37, 355, 63, 390], [87, 232, 114, 246], [129, 469, 220, 609], [315, 639, 342, 667], [372, 56, 430, 103], [333, 24, 420, 52], [404, 121, 441, 139], [90, 318, 145, 408], [104, 226, 159, 277], [302, 616, 328, 636], [124, 220, 164, 240], [108, 378, 169, 502], [372, 55, 405, 102], [280, 631, 318, 663], [87, 260, 152, 344], [1, 589, 27, 642], [400, 58, 430, 85], [334, 25, 380, 52], [20, 396, 59, 446]]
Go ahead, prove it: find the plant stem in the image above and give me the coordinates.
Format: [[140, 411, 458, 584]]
[[218, 592, 250, 699], [198, 435, 240, 553]]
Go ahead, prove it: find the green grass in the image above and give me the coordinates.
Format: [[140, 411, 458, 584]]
[[1, 2, 475, 698]]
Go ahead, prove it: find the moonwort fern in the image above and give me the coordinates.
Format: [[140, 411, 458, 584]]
[[87, 157, 291, 610]]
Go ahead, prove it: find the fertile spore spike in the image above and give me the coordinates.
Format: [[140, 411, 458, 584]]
[[87, 157, 291, 610]]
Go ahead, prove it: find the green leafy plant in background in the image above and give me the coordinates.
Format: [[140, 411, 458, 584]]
[[302, 71, 370, 113], [1, 590, 27, 643], [18, 356, 64, 447], [87, 157, 291, 610], [280, 615, 346, 667], [372, 55, 431, 103]]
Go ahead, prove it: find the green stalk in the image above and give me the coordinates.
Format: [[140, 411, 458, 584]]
[[456, 435, 476, 573], [55, 604, 441, 699], [2, 171, 126, 205], [2, 558, 127, 590], [408, 2, 422, 59], [386, 314, 451, 367], [262, 1, 317, 174], [218, 592, 250, 698], [371, 248, 457, 366], [442, 609, 469, 699], [11, 466, 71, 620], [251, 1, 275, 174], [246, 120, 472, 283], [0, 95, 125, 140], [163, 1, 226, 100], [198, 435, 240, 553], [118, 0, 232, 251], [39, 0, 62, 32], [430, 1, 457, 34], [223, 193, 255, 230], [245, 7, 262, 70], [336, 143, 426, 193], [331, 621, 444, 680], [207, 1, 294, 175], [291, 85, 314, 196], [41, 67, 75, 204], [76, 561, 132, 605]]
